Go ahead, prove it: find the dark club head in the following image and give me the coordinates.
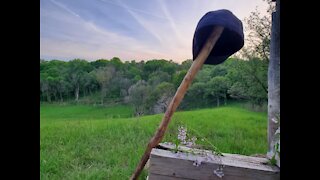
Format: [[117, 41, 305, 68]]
[[192, 9, 244, 65]]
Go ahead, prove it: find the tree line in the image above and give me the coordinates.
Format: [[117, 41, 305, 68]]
[[40, 1, 272, 115], [40, 57, 267, 115]]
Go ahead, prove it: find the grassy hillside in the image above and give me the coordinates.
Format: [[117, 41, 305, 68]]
[[40, 104, 267, 179]]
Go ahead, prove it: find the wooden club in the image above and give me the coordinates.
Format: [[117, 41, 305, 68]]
[[130, 26, 224, 180]]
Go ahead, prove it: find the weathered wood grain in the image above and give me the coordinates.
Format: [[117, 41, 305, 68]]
[[158, 143, 276, 170], [148, 173, 192, 180], [268, 0, 280, 168], [149, 146, 280, 180]]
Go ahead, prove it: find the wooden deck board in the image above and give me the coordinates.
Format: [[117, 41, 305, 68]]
[[148, 143, 280, 180]]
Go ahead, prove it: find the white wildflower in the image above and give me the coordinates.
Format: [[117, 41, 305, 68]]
[[191, 136, 197, 144], [186, 141, 193, 147], [186, 136, 197, 147], [178, 126, 187, 144], [175, 126, 224, 176]]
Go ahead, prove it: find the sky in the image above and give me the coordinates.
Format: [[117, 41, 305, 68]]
[[40, 0, 269, 63]]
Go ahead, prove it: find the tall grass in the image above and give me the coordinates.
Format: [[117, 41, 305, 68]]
[[40, 104, 267, 179]]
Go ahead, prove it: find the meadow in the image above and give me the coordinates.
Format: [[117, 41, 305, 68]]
[[40, 104, 267, 179]]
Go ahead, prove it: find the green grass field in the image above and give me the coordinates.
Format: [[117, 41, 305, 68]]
[[40, 104, 267, 180]]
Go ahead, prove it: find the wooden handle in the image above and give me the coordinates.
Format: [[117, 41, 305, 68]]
[[130, 26, 224, 180]]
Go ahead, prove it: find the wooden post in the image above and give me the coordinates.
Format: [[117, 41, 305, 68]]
[[268, 0, 280, 162], [130, 26, 224, 180]]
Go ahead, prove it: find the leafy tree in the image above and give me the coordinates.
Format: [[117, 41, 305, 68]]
[[94, 66, 116, 105], [205, 76, 231, 107], [66, 59, 92, 102], [148, 71, 171, 87], [82, 71, 97, 97], [183, 82, 207, 109], [180, 59, 192, 70], [228, 82, 247, 100], [107, 70, 133, 101], [143, 59, 177, 79], [172, 70, 187, 89], [242, 0, 274, 61], [148, 82, 175, 113], [90, 59, 109, 69], [128, 80, 150, 116], [40, 73, 51, 102], [228, 0, 272, 108], [209, 65, 228, 77], [39, 55, 268, 112], [226, 58, 267, 107], [109, 57, 124, 70], [194, 66, 211, 83]]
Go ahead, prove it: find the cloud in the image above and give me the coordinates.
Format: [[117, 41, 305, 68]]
[[108, 0, 193, 60], [157, 0, 182, 41], [99, 0, 167, 20], [41, 3, 170, 61], [109, 0, 165, 45], [50, 0, 80, 17], [42, 0, 194, 62], [41, 0, 270, 63]]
